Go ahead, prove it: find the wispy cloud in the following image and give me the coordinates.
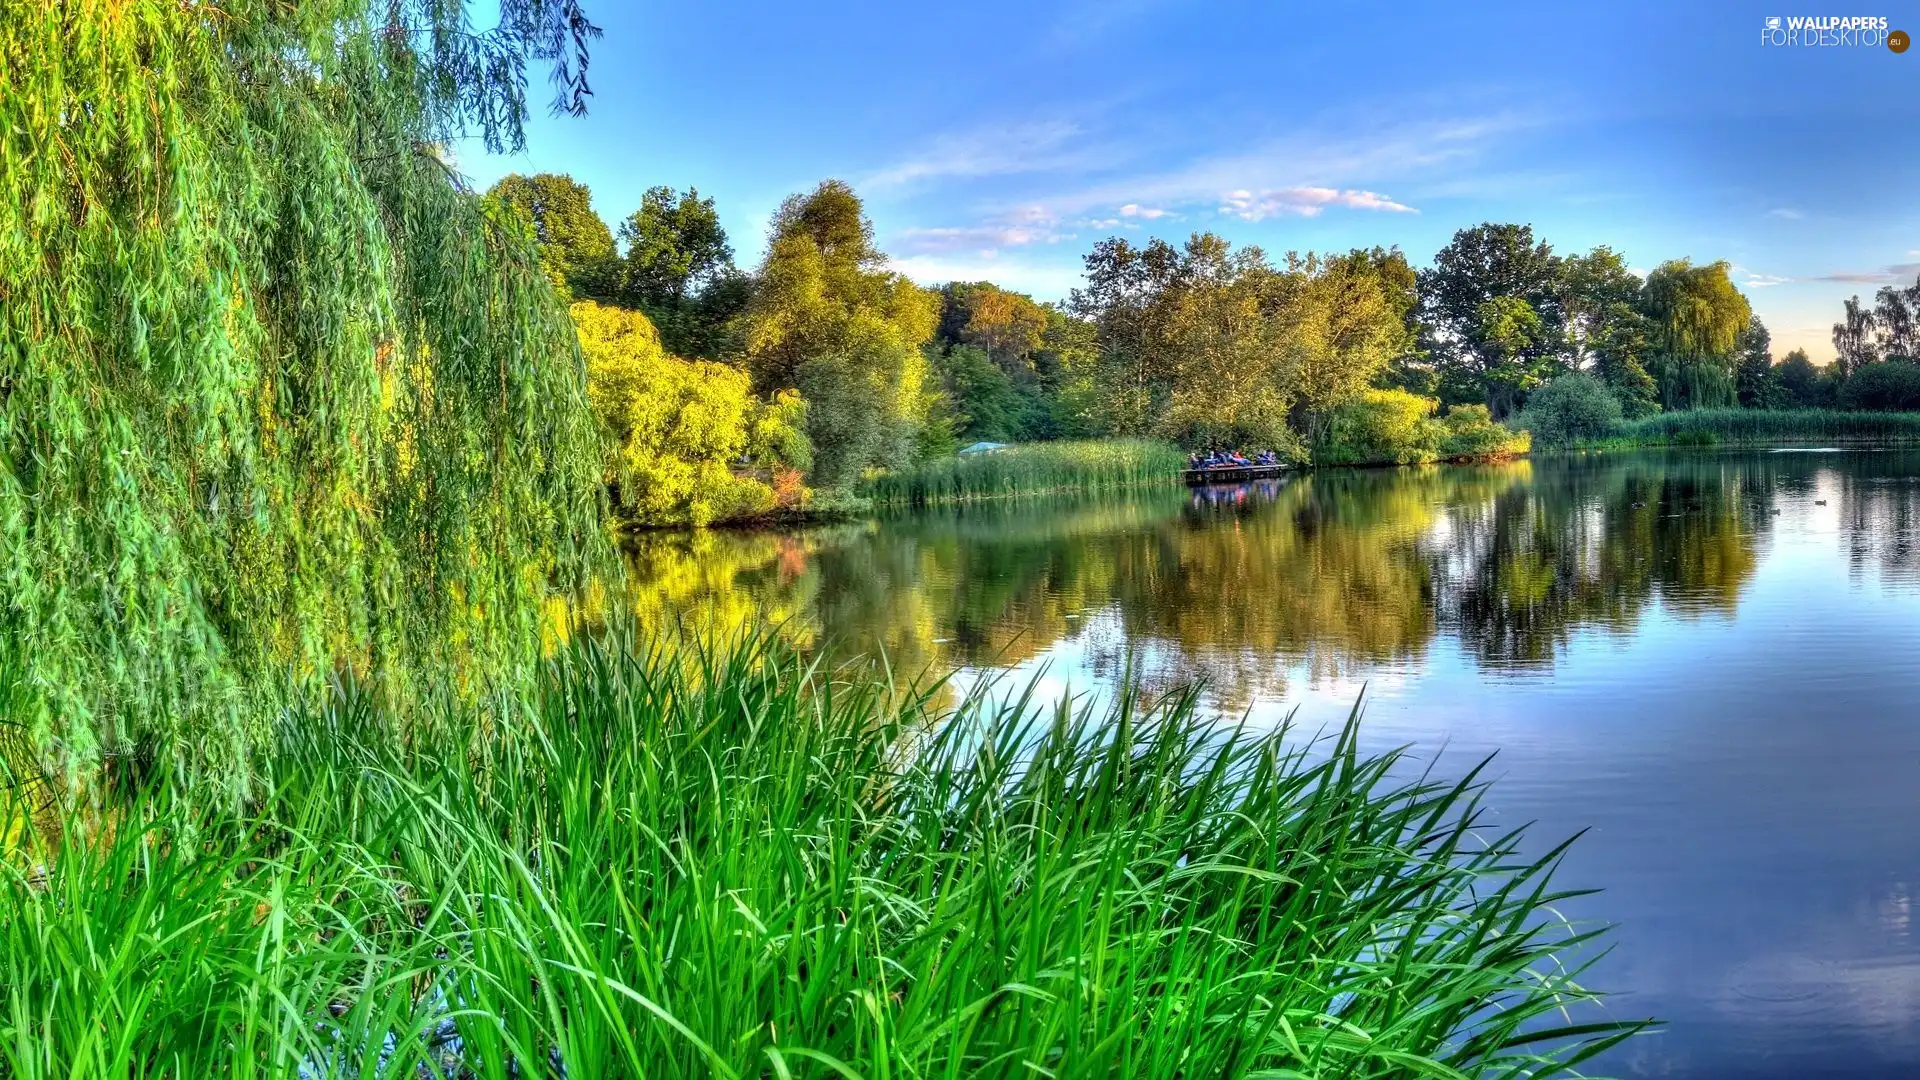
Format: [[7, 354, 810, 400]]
[[890, 206, 1071, 255], [1766, 207, 1804, 220], [1219, 186, 1417, 221], [1009, 111, 1530, 219], [1813, 262, 1920, 284], [865, 120, 1108, 188], [887, 254, 1086, 299], [1119, 203, 1169, 219]]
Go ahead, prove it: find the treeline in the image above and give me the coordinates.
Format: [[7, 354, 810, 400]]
[[499, 174, 1920, 521]]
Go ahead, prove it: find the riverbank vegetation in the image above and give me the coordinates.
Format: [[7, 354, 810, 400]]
[[1567, 408, 1920, 449], [864, 439, 1185, 506], [499, 168, 1920, 516], [2, 633, 1642, 1078]]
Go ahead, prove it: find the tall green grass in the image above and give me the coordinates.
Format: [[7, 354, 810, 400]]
[[0, 633, 1645, 1078], [864, 439, 1187, 506], [1585, 408, 1920, 448]]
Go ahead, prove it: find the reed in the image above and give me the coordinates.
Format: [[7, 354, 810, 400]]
[[864, 439, 1187, 506], [1587, 408, 1920, 448], [0, 633, 1646, 1078]]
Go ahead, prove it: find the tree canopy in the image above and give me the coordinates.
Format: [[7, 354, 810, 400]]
[[1639, 259, 1751, 410], [743, 181, 941, 486], [616, 185, 748, 358], [487, 172, 618, 299], [1, 0, 610, 786]]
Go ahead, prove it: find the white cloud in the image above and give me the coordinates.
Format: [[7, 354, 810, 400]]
[[1218, 186, 1417, 221], [1766, 208, 1805, 220], [1086, 217, 1122, 228], [1119, 203, 1169, 219], [1743, 273, 1791, 288]]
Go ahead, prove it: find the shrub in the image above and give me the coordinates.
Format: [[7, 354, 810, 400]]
[[1517, 373, 1623, 446], [1316, 389, 1441, 465], [1437, 404, 1531, 459], [1840, 361, 1920, 412], [576, 301, 807, 526]]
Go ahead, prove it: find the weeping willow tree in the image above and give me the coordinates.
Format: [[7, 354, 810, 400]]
[[1639, 259, 1752, 410], [0, 1, 612, 791]]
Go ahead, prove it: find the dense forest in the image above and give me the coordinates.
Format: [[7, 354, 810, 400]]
[[499, 171, 1920, 523]]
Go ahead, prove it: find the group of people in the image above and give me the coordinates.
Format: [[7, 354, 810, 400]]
[[1188, 449, 1282, 470]]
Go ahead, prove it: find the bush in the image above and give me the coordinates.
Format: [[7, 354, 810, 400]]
[[1316, 389, 1441, 465], [1516, 373, 1623, 446], [1437, 404, 1531, 459], [576, 301, 807, 526], [1840, 361, 1920, 412]]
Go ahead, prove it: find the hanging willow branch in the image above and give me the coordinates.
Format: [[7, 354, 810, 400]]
[[0, 0, 611, 794]]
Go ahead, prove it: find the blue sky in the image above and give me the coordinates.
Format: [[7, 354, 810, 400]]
[[460, 0, 1920, 361]]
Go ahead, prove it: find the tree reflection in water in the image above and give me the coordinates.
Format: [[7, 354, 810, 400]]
[[602, 450, 1920, 706]]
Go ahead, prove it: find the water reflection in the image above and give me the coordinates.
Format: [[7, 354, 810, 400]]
[[615, 449, 1920, 1078], [616, 451, 1895, 700]]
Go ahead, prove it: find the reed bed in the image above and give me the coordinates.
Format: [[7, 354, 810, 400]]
[[864, 439, 1187, 506], [0, 633, 1644, 1078], [1592, 408, 1920, 448]]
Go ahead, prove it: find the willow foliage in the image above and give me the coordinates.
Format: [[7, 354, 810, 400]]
[[0, 1, 611, 789]]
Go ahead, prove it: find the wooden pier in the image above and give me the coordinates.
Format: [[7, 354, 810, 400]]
[[1182, 464, 1290, 485]]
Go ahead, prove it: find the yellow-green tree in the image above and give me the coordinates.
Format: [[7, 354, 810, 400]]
[[744, 181, 940, 487], [575, 302, 807, 526]]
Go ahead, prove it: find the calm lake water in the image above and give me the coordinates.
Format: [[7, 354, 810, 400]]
[[626, 449, 1920, 1079]]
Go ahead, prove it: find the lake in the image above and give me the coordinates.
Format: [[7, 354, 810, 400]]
[[624, 448, 1920, 1079]]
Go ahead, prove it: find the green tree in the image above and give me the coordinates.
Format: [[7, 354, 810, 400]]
[[1, 0, 609, 785], [1832, 295, 1878, 378], [486, 173, 619, 299], [1735, 316, 1780, 409], [1286, 248, 1419, 439], [1587, 304, 1662, 417], [1775, 348, 1831, 408], [1556, 246, 1643, 370], [1069, 237, 1187, 434], [1470, 295, 1552, 413], [939, 344, 1035, 442], [616, 186, 748, 358], [1639, 259, 1752, 409], [1070, 236, 1407, 450], [1038, 308, 1104, 437], [1418, 224, 1565, 416], [1873, 274, 1920, 360], [743, 180, 940, 487], [1839, 360, 1920, 411]]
